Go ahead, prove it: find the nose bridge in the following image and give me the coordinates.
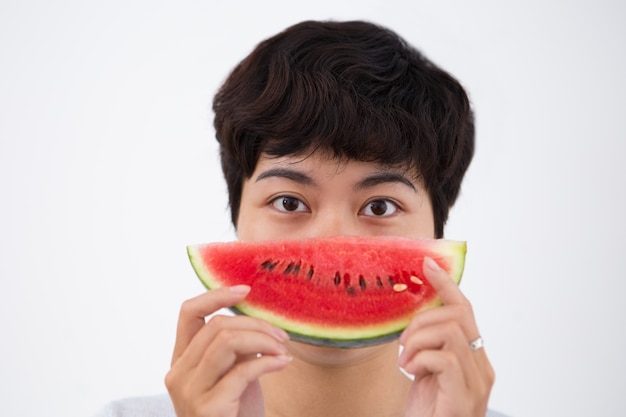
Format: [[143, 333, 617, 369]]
[[309, 207, 358, 238]]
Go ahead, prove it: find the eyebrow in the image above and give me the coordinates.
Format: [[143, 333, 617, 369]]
[[255, 167, 416, 192], [355, 172, 417, 192], [255, 168, 316, 186]]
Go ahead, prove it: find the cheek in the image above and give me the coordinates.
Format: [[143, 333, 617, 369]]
[[404, 198, 436, 239], [416, 216, 436, 239], [236, 182, 291, 242], [236, 206, 268, 241]]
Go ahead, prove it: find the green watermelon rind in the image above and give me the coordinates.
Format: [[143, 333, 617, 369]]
[[228, 298, 444, 348], [187, 237, 465, 348], [231, 303, 405, 348]]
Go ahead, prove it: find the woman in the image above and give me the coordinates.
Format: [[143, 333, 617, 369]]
[[100, 19, 504, 417]]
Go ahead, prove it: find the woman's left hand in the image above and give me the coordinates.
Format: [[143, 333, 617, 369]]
[[398, 257, 495, 417]]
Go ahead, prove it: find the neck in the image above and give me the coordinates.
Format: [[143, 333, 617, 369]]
[[260, 341, 411, 417]]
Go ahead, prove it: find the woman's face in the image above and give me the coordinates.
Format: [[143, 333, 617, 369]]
[[236, 151, 436, 365]]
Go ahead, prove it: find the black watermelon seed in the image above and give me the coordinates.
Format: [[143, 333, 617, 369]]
[[359, 275, 366, 290], [261, 260, 277, 271], [346, 286, 356, 296], [292, 263, 301, 275], [388, 276, 396, 286], [376, 276, 384, 288], [307, 267, 314, 280], [334, 272, 341, 286], [284, 263, 294, 274]]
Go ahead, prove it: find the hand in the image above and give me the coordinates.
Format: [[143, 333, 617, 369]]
[[398, 257, 495, 417], [164, 285, 291, 417]]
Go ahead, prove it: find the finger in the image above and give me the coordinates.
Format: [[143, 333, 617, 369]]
[[399, 303, 477, 346], [423, 256, 468, 306], [194, 328, 289, 389], [177, 314, 288, 374], [209, 354, 292, 406], [399, 320, 467, 366], [398, 322, 479, 388], [399, 306, 492, 378], [405, 349, 492, 417], [170, 354, 291, 417], [398, 292, 492, 382], [404, 349, 467, 395], [172, 285, 251, 364]]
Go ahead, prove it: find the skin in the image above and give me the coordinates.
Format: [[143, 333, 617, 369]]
[[165, 152, 495, 417]]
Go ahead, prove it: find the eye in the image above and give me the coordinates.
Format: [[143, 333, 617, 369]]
[[271, 196, 309, 213], [360, 199, 399, 217]]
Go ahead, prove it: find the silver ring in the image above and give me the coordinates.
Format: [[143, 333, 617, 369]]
[[469, 336, 484, 351]]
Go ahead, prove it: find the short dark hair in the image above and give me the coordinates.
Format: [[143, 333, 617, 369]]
[[213, 20, 474, 238]]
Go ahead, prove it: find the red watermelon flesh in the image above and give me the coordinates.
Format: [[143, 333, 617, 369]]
[[187, 236, 466, 348]]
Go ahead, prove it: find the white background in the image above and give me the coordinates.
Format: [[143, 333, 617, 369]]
[[1, 1, 624, 416]]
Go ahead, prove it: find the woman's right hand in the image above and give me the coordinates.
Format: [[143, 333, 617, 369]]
[[165, 285, 292, 417]]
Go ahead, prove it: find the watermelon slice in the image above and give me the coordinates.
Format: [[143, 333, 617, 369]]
[[187, 236, 466, 348]]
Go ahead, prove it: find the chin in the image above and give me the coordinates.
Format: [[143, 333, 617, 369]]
[[286, 339, 399, 367]]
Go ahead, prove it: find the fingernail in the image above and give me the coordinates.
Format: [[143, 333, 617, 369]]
[[229, 285, 251, 295], [397, 353, 406, 367], [424, 257, 441, 273], [274, 327, 290, 342], [276, 353, 293, 362], [398, 329, 406, 346]]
